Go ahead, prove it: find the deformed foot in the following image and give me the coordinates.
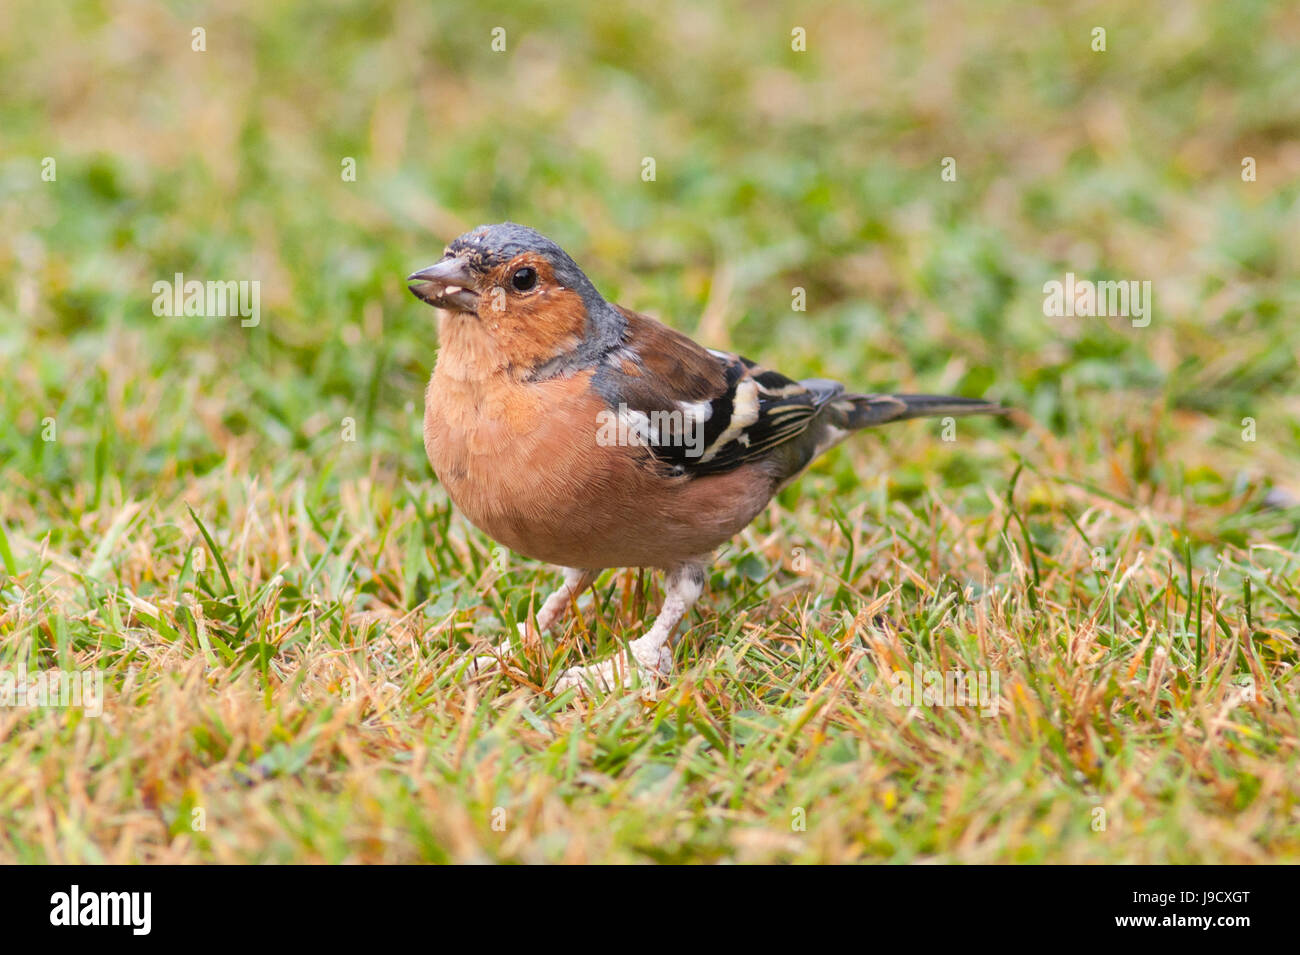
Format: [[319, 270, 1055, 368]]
[[551, 562, 705, 698], [553, 639, 673, 695], [460, 621, 527, 677], [458, 567, 599, 678]]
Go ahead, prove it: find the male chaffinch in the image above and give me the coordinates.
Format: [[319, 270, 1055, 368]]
[[408, 222, 1003, 695]]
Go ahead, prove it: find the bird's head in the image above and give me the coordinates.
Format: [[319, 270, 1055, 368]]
[[408, 222, 625, 373]]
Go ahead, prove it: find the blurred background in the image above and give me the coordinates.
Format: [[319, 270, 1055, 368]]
[[2, 0, 1297, 514], [1, 0, 1299, 865]]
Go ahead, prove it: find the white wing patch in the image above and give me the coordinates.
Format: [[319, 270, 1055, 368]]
[[696, 377, 759, 464], [675, 399, 713, 424]]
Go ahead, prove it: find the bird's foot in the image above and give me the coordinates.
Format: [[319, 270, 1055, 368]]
[[553, 638, 672, 697], [459, 568, 598, 679], [459, 622, 532, 677]]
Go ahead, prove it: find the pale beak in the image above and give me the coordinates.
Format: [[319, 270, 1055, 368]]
[[407, 258, 479, 313]]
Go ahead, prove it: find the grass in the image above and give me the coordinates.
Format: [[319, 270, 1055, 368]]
[[1, 0, 1298, 863]]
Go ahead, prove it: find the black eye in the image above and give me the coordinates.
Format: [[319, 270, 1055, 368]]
[[511, 267, 537, 292]]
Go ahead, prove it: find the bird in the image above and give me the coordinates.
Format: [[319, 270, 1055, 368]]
[[408, 222, 1004, 695]]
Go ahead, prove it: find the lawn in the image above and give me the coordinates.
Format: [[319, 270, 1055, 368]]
[[1, 0, 1297, 863]]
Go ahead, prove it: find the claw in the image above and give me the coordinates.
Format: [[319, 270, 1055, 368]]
[[551, 562, 703, 698], [456, 622, 528, 677], [553, 642, 672, 696]]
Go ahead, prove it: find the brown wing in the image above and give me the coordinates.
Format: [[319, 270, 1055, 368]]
[[589, 306, 841, 477]]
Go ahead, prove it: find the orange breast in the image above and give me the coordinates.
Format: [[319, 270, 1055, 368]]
[[423, 367, 775, 569]]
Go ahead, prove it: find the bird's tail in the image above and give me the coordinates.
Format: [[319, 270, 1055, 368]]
[[827, 392, 1006, 430]]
